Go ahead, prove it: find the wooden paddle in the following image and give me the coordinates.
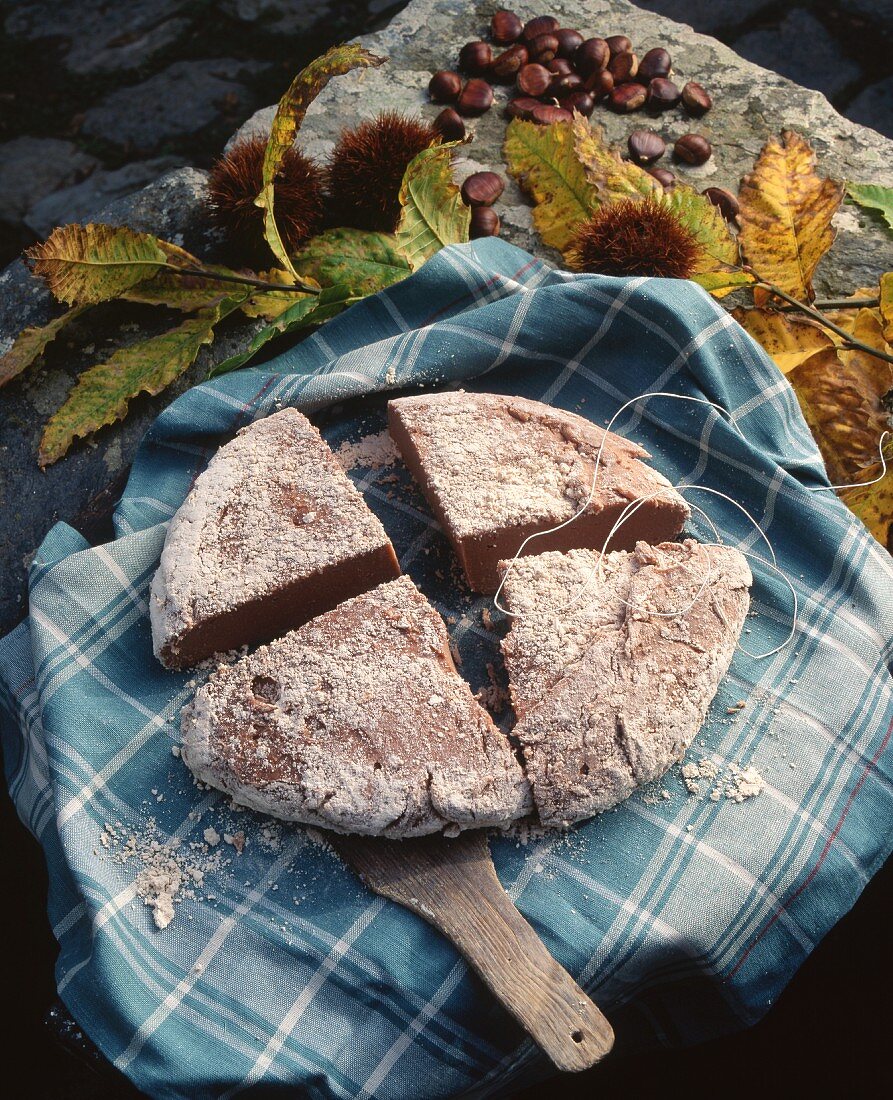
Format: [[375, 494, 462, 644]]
[[331, 829, 614, 1073]]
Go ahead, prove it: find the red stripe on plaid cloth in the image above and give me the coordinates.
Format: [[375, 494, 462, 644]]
[[729, 714, 893, 978]]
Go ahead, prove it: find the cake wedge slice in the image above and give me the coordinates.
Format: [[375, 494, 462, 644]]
[[498, 541, 751, 826], [150, 407, 400, 669], [180, 576, 531, 837], [388, 391, 689, 593]]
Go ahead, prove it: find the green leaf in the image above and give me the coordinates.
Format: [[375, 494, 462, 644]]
[[210, 284, 359, 377], [258, 45, 386, 274], [293, 227, 410, 294], [26, 223, 176, 305], [657, 185, 748, 298], [846, 181, 893, 232], [0, 305, 88, 388], [39, 294, 246, 466], [394, 142, 470, 271], [504, 117, 598, 255]]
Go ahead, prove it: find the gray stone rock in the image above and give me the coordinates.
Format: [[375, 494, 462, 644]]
[[2, 0, 893, 638], [0, 137, 98, 223], [4, 1, 192, 75], [846, 76, 893, 139], [733, 9, 862, 101], [24, 157, 188, 237], [81, 59, 267, 151]]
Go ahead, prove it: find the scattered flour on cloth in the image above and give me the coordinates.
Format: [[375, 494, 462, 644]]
[[334, 431, 399, 471]]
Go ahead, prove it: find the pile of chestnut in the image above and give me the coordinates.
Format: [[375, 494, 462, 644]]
[[430, 10, 731, 239]]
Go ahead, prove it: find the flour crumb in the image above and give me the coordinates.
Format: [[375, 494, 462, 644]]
[[724, 764, 765, 802], [334, 431, 399, 471], [203, 827, 221, 846]]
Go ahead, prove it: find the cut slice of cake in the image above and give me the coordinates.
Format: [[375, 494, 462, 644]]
[[180, 576, 531, 837], [150, 408, 400, 669], [388, 391, 689, 593], [498, 540, 752, 826]]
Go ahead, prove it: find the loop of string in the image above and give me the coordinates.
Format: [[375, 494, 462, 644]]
[[492, 392, 887, 661]]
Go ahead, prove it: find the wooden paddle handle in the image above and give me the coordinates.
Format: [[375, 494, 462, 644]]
[[334, 831, 614, 1072]]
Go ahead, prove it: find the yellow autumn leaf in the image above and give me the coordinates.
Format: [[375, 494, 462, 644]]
[[879, 272, 893, 344], [258, 45, 386, 275], [788, 345, 890, 484], [504, 117, 598, 254], [732, 307, 835, 373], [839, 446, 893, 551], [572, 115, 658, 204], [738, 130, 844, 303], [27, 223, 171, 305]]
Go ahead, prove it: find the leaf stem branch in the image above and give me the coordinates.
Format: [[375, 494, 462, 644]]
[[165, 264, 319, 295], [753, 280, 893, 366]]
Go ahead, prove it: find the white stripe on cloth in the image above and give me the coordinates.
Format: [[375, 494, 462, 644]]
[[222, 896, 386, 1097], [116, 842, 299, 1070]]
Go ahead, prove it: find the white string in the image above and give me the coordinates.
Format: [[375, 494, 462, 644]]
[[490, 391, 817, 661], [806, 430, 890, 492], [493, 391, 743, 616]]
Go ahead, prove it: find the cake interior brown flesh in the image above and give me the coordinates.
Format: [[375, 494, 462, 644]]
[[160, 543, 400, 669], [461, 502, 686, 593]]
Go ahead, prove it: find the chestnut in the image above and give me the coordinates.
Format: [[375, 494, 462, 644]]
[[505, 96, 542, 120], [647, 77, 681, 109], [562, 89, 595, 116], [682, 81, 713, 116], [531, 104, 573, 124], [608, 50, 639, 83], [703, 186, 740, 220], [521, 15, 559, 41], [428, 70, 462, 103], [457, 78, 494, 116], [648, 166, 677, 189], [554, 28, 584, 59], [432, 107, 465, 141], [491, 10, 523, 45], [608, 82, 647, 112], [461, 171, 505, 207], [674, 133, 713, 165], [606, 34, 632, 55], [458, 41, 493, 75], [517, 62, 552, 97], [470, 206, 501, 238], [627, 129, 666, 165], [638, 47, 671, 82], [552, 72, 584, 96], [548, 58, 574, 77], [529, 33, 559, 63], [574, 37, 610, 76], [584, 69, 614, 100], [490, 43, 529, 80]]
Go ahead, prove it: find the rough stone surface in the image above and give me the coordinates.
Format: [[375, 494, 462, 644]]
[[81, 59, 268, 151], [0, 137, 99, 223], [734, 9, 862, 100], [3, 2, 191, 76], [1, 0, 892, 641], [23, 157, 187, 237], [234, 0, 893, 294]]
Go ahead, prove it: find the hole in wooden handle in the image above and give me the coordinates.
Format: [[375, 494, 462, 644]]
[[571, 1030, 584, 1044]]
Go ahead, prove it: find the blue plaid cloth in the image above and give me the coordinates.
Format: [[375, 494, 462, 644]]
[[2, 239, 891, 1099]]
